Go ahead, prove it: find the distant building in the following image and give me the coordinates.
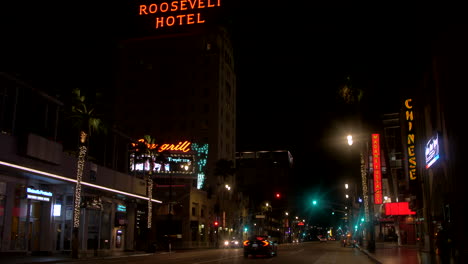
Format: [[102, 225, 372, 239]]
[[236, 150, 294, 242], [113, 25, 242, 248]]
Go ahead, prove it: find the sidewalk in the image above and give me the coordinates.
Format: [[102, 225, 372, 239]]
[[357, 241, 454, 264], [1, 251, 153, 264]]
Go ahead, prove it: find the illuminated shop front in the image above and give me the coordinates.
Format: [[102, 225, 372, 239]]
[[0, 161, 160, 256]]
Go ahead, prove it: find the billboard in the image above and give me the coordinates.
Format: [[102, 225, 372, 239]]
[[425, 132, 440, 169], [129, 140, 194, 174], [130, 152, 194, 174]]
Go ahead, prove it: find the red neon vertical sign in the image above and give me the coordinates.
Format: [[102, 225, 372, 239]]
[[372, 134, 383, 204]]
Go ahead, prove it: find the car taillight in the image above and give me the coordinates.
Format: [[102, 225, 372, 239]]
[[261, 240, 269, 247], [243, 240, 249, 246]]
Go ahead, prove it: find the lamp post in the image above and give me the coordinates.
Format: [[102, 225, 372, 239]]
[[347, 134, 375, 252]]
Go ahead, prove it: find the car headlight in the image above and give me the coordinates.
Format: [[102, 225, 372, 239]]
[[224, 240, 229, 246]]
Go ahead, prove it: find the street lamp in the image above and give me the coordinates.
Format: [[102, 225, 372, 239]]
[[346, 133, 375, 253]]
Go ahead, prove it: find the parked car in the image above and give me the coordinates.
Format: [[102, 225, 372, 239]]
[[243, 235, 278, 258], [318, 236, 327, 242]]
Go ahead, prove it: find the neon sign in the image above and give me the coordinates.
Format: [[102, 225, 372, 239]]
[[384, 202, 416, 215], [372, 134, 383, 204], [131, 139, 191, 153], [405, 99, 417, 180], [138, 0, 222, 29]]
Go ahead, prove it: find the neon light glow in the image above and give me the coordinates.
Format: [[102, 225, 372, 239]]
[[371, 134, 383, 204], [138, 0, 222, 29], [0, 161, 162, 203], [131, 140, 191, 153], [405, 99, 417, 180], [192, 143, 208, 189], [384, 202, 416, 215], [27, 187, 53, 197]]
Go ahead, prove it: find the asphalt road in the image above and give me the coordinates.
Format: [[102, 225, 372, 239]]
[[55, 241, 377, 264]]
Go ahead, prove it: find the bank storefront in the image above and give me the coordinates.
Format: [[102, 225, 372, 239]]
[[0, 161, 157, 257]]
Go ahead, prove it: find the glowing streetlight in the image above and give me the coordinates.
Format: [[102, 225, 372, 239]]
[[347, 135, 353, 146]]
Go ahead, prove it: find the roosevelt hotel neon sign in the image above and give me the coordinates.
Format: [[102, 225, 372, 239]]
[[138, 0, 222, 29]]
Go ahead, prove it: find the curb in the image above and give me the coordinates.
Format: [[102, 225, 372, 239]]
[[355, 245, 382, 264]]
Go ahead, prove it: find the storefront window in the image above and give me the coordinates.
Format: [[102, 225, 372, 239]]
[[63, 195, 74, 250], [87, 209, 100, 250], [10, 185, 28, 250], [100, 202, 112, 249]]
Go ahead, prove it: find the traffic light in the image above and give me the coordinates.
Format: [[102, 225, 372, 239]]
[[312, 200, 317, 206], [275, 192, 281, 199], [214, 221, 219, 227]]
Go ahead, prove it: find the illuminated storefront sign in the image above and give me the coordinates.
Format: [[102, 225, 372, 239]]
[[130, 140, 194, 174], [131, 139, 191, 153], [371, 134, 383, 204], [129, 153, 194, 174], [26, 187, 53, 202], [384, 202, 416, 215], [405, 99, 417, 180], [138, 0, 222, 29], [425, 132, 440, 169], [117, 204, 127, 212]]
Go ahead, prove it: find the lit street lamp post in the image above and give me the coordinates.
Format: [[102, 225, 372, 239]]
[[347, 134, 375, 253]]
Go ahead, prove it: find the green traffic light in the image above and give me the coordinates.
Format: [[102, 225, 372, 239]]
[[312, 200, 317, 205]]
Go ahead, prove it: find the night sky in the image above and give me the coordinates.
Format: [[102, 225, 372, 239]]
[[3, 2, 463, 219]]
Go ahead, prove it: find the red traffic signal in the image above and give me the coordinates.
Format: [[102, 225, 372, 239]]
[[214, 221, 219, 227], [275, 192, 281, 199]]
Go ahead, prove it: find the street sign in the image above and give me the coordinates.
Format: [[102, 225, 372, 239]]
[[255, 215, 265, 218]]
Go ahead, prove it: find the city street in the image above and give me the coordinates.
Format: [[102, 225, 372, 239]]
[[42, 242, 375, 264]]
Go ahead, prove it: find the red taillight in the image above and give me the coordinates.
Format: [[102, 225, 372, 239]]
[[261, 240, 269, 247], [243, 240, 249, 246]]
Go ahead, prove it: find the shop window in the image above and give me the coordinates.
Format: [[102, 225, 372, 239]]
[[190, 221, 198, 241], [10, 185, 28, 250]]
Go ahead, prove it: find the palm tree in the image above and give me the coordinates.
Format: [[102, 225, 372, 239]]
[[66, 88, 106, 258], [142, 135, 157, 228]]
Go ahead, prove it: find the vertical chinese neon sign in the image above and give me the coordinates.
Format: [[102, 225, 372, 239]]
[[405, 99, 417, 180], [372, 134, 383, 204]]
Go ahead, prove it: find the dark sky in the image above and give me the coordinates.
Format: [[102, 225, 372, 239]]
[[3, 2, 462, 216]]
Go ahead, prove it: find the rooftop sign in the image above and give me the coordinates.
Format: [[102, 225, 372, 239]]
[[136, 0, 222, 30]]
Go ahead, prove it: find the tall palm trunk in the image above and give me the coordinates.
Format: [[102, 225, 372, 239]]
[[72, 131, 88, 258]]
